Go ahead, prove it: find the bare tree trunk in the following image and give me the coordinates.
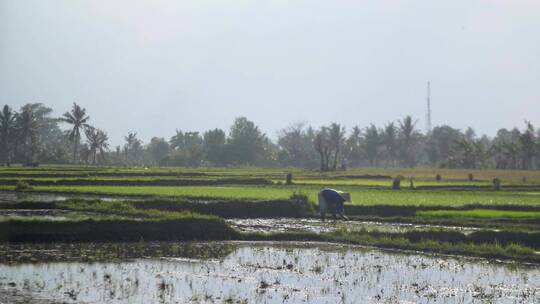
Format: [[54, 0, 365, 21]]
[[332, 147, 339, 170], [73, 136, 78, 163]]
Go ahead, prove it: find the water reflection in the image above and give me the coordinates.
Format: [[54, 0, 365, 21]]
[[0, 242, 538, 303], [227, 218, 481, 234]]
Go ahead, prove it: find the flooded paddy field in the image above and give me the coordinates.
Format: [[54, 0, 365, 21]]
[[0, 209, 135, 222], [227, 218, 481, 235], [0, 191, 143, 204], [0, 242, 538, 304]]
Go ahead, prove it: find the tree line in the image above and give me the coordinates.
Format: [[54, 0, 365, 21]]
[[1, 102, 539, 170]]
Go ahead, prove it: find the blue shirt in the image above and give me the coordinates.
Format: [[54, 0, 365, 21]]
[[321, 189, 345, 204]]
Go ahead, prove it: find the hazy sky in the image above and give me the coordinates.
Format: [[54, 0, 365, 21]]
[[1, 1, 539, 146]]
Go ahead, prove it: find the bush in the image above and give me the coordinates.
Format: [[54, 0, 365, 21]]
[[290, 191, 308, 204], [285, 173, 293, 185], [14, 180, 32, 191], [392, 175, 404, 190], [492, 178, 501, 191]]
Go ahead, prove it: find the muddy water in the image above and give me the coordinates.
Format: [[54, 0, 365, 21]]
[[0, 242, 538, 304], [0, 191, 132, 204], [0, 209, 133, 222], [227, 218, 480, 234]]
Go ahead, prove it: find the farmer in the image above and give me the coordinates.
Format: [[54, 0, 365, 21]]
[[318, 188, 350, 221]]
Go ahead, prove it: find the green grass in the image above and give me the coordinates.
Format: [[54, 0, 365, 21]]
[[2, 166, 540, 182], [5, 184, 539, 207], [417, 209, 540, 220]]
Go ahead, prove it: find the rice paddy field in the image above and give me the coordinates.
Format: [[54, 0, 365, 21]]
[[0, 165, 539, 303]]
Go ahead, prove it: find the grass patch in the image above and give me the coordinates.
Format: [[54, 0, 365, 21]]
[[5, 184, 540, 207], [417, 209, 540, 220]]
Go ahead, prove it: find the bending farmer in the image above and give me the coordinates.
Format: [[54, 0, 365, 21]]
[[318, 188, 350, 221]]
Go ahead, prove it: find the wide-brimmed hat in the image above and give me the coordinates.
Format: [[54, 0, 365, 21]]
[[337, 191, 351, 203]]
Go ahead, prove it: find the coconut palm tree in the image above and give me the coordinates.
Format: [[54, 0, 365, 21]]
[[16, 107, 39, 164], [364, 124, 380, 167], [519, 121, 536, 170], [0, 105, 17, 165], [398, 116, 420, 167], [382, 122, 398, 167], [61, 103, 91, 163], [85, 127, 109, 165], [124, 132, 141, 163]]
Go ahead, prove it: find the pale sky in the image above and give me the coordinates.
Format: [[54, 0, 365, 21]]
[[1, 0, 539, 145]]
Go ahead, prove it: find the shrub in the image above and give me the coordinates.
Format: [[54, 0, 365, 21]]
[[289, 191, 315, 215], [492, 178, 501, 191], [14, 180, 32, 191], [408, 177, 414, 189], [285, 173, 293, 185], [289, 191, 308, 204], [392, 175, 404, 190]]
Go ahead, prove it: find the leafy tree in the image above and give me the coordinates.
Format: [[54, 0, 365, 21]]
[[328, 123, 346, 170], [203, 128, 226, 166], [226, 117, 267, 166], [169, 130, 185, 150], [277, 123, 318, 168], [465, 127, 476, 141], [344, 126, 363, 167], [313, 127, 331, 171], [61, 103, 91, 163], [491, 128, 521, 169], [428, 125, 463, 167], [148, 137, 170, 164]]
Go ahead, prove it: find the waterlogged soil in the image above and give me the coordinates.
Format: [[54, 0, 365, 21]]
[[227, 218, 481, 234], [0, 242, 538, 304], [0, 191, 135, 204], [0, 209, 132, 222]]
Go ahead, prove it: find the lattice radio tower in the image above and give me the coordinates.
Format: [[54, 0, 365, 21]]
[[426, 81, 432, 133]]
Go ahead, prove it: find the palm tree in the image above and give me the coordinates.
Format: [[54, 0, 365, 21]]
[[382, 122, 398, 167], [61, 103, 91, 163], [0, 105, 16, 165], [16, 107, 39, 164], [85, 127, 109, 165], [398, 116, 419, 167], [519, 121, 536, 170], [345, 126, 362, 167], [169, 130, 185, 150], [364, 124, 380, 167], [124, 132, 141, 163]]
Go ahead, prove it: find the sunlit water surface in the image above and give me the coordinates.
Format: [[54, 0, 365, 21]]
[[0, 243, 538, 304]]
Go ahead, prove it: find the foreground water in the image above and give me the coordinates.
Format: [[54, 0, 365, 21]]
[[226, 218, 481, 234], [0, 242, 538, 303]]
